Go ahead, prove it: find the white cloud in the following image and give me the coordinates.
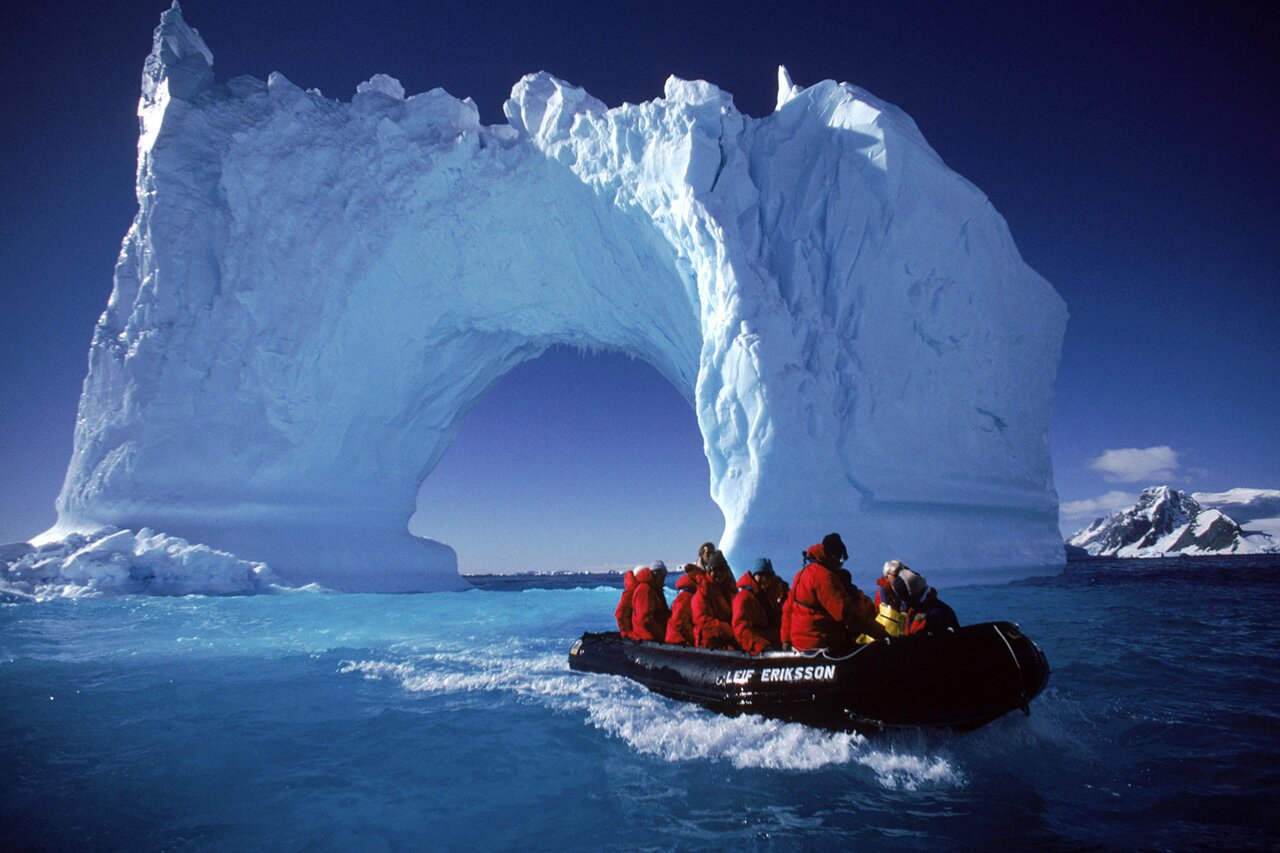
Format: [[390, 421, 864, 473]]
[[1088, 446, 1180, 483], [1060, 490, 1139, 524]]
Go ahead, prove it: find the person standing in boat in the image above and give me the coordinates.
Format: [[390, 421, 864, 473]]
[[691, 563, 737, 649], [732, 559, 778, 654], [630, 562, 670, 642], [664, 565, 702, 645], [786, 533, 884, 653], [696, 541, 715, 571], [615, 567, 640, 637]]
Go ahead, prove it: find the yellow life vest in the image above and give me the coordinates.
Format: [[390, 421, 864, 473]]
[[876, 600, 906, 637]]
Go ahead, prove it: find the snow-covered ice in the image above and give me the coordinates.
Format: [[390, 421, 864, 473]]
[[51, 4, 1068, 591], [1, 527, 280, 600]]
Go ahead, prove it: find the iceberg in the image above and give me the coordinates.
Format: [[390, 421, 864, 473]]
[[50, 4, 1068, 591]]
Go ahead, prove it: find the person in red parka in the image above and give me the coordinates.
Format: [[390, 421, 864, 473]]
[[665, 566, 702, 645], [630, 562, 670, 641], [705, 549, 738, 605], [732, 560, 777, 654], [692, 566, 737, 649], [787, 533, 883, 653], [615, 567, 640, 636]]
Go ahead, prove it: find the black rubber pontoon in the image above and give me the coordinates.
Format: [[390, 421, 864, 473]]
[[568, 621, 1049, 732]]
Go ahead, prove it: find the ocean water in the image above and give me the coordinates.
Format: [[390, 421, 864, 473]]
[[2, 556, 1277, 850]]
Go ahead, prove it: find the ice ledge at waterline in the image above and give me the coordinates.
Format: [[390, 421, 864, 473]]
[[49, 4, 1067, 591]]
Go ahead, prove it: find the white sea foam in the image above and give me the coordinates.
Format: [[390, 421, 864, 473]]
[[339, 646, 961, 789]]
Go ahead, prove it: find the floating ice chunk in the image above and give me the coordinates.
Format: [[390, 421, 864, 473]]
[[1, 527, 284, 600]]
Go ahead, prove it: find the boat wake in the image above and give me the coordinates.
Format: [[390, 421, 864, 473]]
[[338, 642, 961, 790]]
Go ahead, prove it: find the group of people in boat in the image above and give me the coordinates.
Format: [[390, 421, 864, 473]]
[[614, 534, 959, 654]]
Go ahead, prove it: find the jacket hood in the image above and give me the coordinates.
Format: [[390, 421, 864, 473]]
[[635, 566, 666, 587], [676, 572, 699, 592], [736, 573, 756, 592], [805, 542, 844, 571], [622, 570, 637, 590]]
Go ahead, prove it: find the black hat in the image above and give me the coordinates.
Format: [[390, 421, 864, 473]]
[[822, 533, 848, 563]]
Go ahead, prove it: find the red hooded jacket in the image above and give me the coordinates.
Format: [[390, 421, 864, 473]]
[[664, 570, 700, 645], [732, 574, 774, 654], [615, 570, 636, 636], [786, 543, 879, 652], [692, 570, 736, 649], [630, 567, 670, 642]]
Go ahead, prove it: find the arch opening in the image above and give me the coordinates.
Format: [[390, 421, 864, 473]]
[[411, 346, 725, 576]]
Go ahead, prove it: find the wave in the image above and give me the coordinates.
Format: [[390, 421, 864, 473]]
[[338, 644, 961, 790]]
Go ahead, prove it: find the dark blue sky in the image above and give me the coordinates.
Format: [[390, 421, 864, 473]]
[[1, 1, 1277, 568]]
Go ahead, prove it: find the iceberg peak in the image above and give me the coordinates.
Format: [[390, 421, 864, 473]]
[[775, 65, 800, 110], [503, 72, 605, 141], [662, 75, 732, 109], [356, 73, 406, 101], [143, 1, 214, 102]]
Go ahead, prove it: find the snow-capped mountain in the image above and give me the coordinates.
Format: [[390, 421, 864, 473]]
[[1068, 486, 1279, 558], [1192, 488, 1280, 543]]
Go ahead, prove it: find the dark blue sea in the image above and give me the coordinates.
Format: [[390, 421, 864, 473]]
[[3, 556, 1277, 850]]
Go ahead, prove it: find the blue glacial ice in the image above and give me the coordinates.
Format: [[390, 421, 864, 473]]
[[47, 4, 1067, 592]]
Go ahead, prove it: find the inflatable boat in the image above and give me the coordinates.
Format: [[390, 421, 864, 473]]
[[568, 621, 1049, 732]]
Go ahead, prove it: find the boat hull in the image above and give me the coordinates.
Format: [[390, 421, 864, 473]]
[[568, 621, 1049, 732]]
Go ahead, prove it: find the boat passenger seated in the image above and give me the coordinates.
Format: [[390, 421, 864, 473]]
[[705, 549, 738, 604], [692, 564, 737, 650], [732, 559, 778, 654], [664, 566, 702, 645], [878, 560, 960, 636], [787, 534, 884, 653], [757, 561, 788, 643], [630, 562, 670, 642], [615, 567, 639, 636]]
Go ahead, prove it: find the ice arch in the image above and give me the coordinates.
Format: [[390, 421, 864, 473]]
[[54, 7, 1068, 591]]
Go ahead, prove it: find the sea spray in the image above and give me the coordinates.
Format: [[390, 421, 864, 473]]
[[340, 645, 960, 786]]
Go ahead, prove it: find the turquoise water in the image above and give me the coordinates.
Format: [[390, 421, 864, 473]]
[[3, 557, 1277, 850]]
